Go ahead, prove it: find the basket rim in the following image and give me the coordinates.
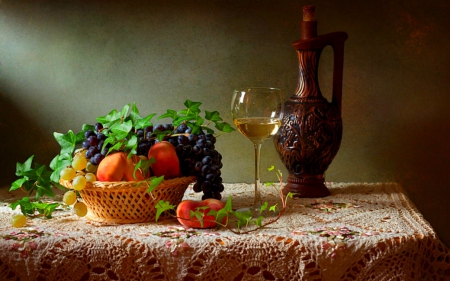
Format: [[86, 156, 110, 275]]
[[60, 176, 196, 191]]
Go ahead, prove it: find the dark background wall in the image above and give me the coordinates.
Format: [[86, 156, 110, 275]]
[[1, 0, 449, 247]]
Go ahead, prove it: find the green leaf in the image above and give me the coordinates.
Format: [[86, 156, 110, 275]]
[[215, 122, 235, 133], [10, 178, 27, 191], [15, 155, 34, 177], [184, 100, 202, 112], [260, 202, 268, 213], [190, 209, 205, 228], [157, 109, 177, 120], [269, 204, 278, 212], [54, 131, 77, 155], [254, 216, 264, 227], [155, 200, 175, 221], [134, 114, 156, 130], [129, 102, 141, 124], [110, 120, 133, 140], [49, 155, 71, 183], [205, 110, 223, 122], [146, 175, 164, 193], [232, 209, 252, 229]]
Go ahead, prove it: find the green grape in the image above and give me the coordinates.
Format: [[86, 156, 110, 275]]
[[62, 190, 77, 205], [74, 202, 88, 217], [11, 214, 27, 228], [85, 162, 98, 173], [85, 173, 96, 182], [72, 175, 87, 191], [72, 155, 88, 171], [60, 167, 76, 181]]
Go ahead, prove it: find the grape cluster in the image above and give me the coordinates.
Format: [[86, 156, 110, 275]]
[[83, 122, 225, 200], [138, 123, 224, 200], [81, 122, 111, 169]]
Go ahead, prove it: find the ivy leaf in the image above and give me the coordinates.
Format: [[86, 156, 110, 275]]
[[15, 155, 34, 177], [49, 154, 72, 183], [10, 178, 27, 192], [155, 200, 175, 222], [184, 100, 202, 113], [134, 114, 156, 130], [260, 202, 268, 213], [129, 102, 142, 124], [53, 131, 77, 156], [269, 204, 278, 213], [205, 110, 223, 122], [254, 215, 264, 227], [215, 122, 235, 133], [215, 196, 232, 227], [231, 209, 252, 229], [146, 175, 164, 193], [190, 209, 205, 228], [157, 109, 178, 120], [110, 120, 133, 140]]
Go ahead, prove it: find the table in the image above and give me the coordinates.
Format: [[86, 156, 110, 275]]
[[1, 182, 449, 281]]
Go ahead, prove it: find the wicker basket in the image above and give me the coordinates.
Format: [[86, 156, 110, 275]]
[[60, 176, 196, 224]]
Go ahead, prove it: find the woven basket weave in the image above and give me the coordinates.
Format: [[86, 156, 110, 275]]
[[60, 176, 196, 224]]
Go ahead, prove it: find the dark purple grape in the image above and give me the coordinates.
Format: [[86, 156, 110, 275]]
[[163, 124, 173, 131], [136, 129, 144, 138], [182, 145, 192, 155], [85, 150, 92, 159], [201, 181, 212, 193], [193, 145, 202, 155], [84, 130, 95, 139], [205, 173, 215, 182], [178, 135, 189, 145], [90, 153, 104, 165], [94, 122, 103, 132], [88, 135, 99, 147], [214, 183, 225, 193], [193, 182, 202, 192], [206, 134, 216, 144], [185, 127, 192, 134], [196, 139, 206, 148], [202, 156, 212, 166], [168, 138, 178, 146], [153, 124, 165, 132], [82, 140, 90, 149], [213, 192, 222, 200], [202, 148, 210, 156], [194, 161, 203, 171], [201, 165, 210, 175], [187, 134, 198, 144], [88, 146, 100, 156], [97, 140, 104, 150], [97, 133, 106, 141], [144, 126, 153, 134], [174, 123, 187, 134], [202, 193, 213, 200]]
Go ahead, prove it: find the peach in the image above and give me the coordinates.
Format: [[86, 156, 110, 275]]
[[176, 198, 226, 229], [147, 141, 181, 179], [97, 152, 148, 181]]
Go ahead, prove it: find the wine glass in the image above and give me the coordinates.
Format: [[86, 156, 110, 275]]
[[231, 87, 284, 212]]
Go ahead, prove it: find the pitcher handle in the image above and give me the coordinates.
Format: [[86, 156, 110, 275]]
[[292, 31, 348, 110]]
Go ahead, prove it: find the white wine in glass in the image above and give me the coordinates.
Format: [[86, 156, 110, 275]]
[[231, 87, 284, 212]]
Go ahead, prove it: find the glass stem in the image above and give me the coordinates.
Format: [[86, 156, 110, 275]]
[[253, 143, 262, 209]]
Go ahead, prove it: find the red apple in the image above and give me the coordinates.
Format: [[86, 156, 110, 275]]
[[176, 198, 226, 229], [147, 141, 181, 179]]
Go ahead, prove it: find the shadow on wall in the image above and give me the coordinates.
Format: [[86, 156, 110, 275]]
[[385, 118, 450, 248], [0, 92, 59, 189]]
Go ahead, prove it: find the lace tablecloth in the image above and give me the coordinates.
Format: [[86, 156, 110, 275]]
[[0, 182, 449, 281]]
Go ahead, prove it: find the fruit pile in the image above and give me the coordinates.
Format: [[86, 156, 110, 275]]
[[9, 101, 234, 224]]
